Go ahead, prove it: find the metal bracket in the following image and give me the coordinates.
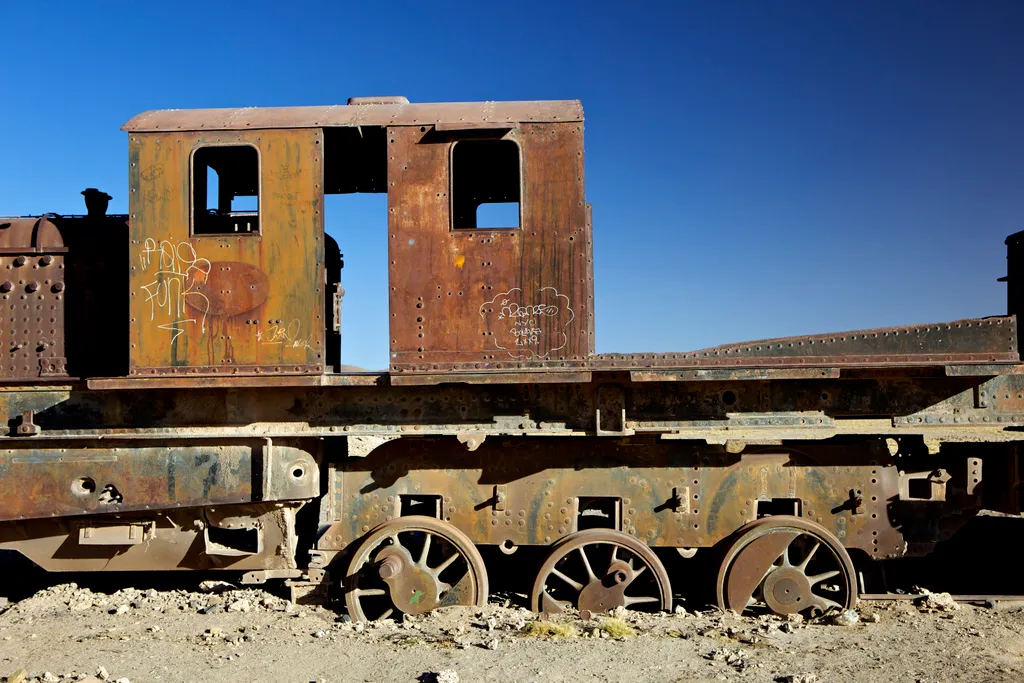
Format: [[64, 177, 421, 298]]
[[17, 410, 40, 436], [494, 484, 507, 512]]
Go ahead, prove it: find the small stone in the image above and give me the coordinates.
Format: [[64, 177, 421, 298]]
[[6, 670, 28, 683], [201, 604, 224, 615], [42, 672, 59, 683], [198, 580, 234, 593], [785, 613, 804, 624], [227, 599, 251, 613], [313, 631, 326, 638], [832, 610, 859, 627], [353, 622, 365, 633], [780, 622, 794, 633], [113, 678, 130, 683], [775, 675, 818, 683], [97, 666, 110, 681], [485, 637, 499, 650], [673, 605, 687, 616], [114, 605, 130, 615], [867, 613, 881, 623], [434, 670, 460, 683], [145, 589, 158, 599]]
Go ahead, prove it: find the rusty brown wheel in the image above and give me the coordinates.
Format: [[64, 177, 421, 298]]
[[531, 529, 672, 616], [717, 516, 857, 617], [344, 516, 488, 622]]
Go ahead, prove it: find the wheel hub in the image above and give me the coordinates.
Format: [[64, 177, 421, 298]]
[[762, 567, 811, 614], [577, 560, 633, 613], [376, 546, 442, 615]]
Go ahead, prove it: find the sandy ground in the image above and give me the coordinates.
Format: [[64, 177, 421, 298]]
[[0, 583, 1023, 683]]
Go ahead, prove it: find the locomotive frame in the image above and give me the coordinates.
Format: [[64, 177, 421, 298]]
[[0, 96, 1022, 619]]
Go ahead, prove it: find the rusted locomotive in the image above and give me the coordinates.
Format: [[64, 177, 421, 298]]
[[1, 96, 1022, 621]]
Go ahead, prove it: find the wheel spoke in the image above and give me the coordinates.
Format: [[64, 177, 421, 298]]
[[623, 595, 658, 606], [631, 564, 647, 580], [355, 588, 387, 597], [434, 551, 459, 575], [809, 594, 843, 612], [798, 541, 821, 571], [550, 567, 585, 592], [419, 532, 432, 566], [780, 543, 792, 568], [808, 569, 840, 586], [577, 546, 597, 583], [374, 608, 394, 621]]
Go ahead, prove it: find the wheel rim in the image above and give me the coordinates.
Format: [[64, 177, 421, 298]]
[[531, 529, 672, 615], [344, 515, 488, 621], [716, 515, 857, 617]]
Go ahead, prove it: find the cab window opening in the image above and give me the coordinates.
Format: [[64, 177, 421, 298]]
[[192, 145, 260, 235], [451, 139, 521, 230]]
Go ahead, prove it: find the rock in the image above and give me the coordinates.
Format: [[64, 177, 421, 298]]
[[97, 666, 110, 681], [198, 580, 235, 593], [832, 610, 859, 627], [673, 605, 687, 616], [113, 605, 130, 615], [201, 604, 224, 615], [434, 670, 460, 683], [6, 669, 28, 683], [227, 598, 251, 613], [916, 592, 959, 612], [113, 678, 131, 683], [485, 637, 499, 650], [785, 613, 804, 624], [313, 631, 326, 638], [775, 675, 818, 683], [42, 672, 58, 683]]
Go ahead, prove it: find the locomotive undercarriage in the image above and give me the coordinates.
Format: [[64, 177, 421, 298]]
[[0, 370, 1020, 619]]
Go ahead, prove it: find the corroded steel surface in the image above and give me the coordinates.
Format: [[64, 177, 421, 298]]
[[321, 438, 912, 559], [121, 100, 584, 132], [386, 122, 591, 373], [0, 502, 304, 572], [127, 128, 325, 375], [0, 440, 317, 521], [0, 217, 68, 381]]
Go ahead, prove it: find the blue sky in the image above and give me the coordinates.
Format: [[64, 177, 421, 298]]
[[1, 1, 1022, 370]]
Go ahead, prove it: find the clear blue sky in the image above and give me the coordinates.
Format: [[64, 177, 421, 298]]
[[1, 1, 1021, 370]]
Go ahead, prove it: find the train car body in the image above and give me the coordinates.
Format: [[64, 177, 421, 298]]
[[0, 97, 1022, 619]]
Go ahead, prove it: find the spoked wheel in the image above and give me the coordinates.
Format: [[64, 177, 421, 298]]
[[344, 516, 488, 621], [717, 516, 857, 617], [531, 529, 672, 616]]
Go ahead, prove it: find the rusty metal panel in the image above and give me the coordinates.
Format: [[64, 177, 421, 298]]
[[0, 217, 69, 381], [0, 502, 303, 572], [325, 438, 906, 559], [128, 128, 324, 375], [121, 100, 584, 133], [592, 317, 1019, 370], [388, 123, 590, 374], [0, 440, 317, 521]]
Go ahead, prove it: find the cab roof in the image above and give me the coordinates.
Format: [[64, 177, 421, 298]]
[[121, 98, 583, 133]]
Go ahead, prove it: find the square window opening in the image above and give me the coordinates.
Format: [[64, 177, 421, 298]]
[[192, 145, 260, 235], [451, 139, 521, 230]]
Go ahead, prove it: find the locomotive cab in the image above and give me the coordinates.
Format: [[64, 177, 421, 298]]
[[121, 98, 592, 380]]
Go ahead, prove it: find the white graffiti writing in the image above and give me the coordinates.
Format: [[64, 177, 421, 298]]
[[256, 319, 314, 351], [480, 287, 574, 359], [138, 239, 212, 332]]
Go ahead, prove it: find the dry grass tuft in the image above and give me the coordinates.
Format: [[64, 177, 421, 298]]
[[521, 620, 579, 638], [599, 618, 637, 638]]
